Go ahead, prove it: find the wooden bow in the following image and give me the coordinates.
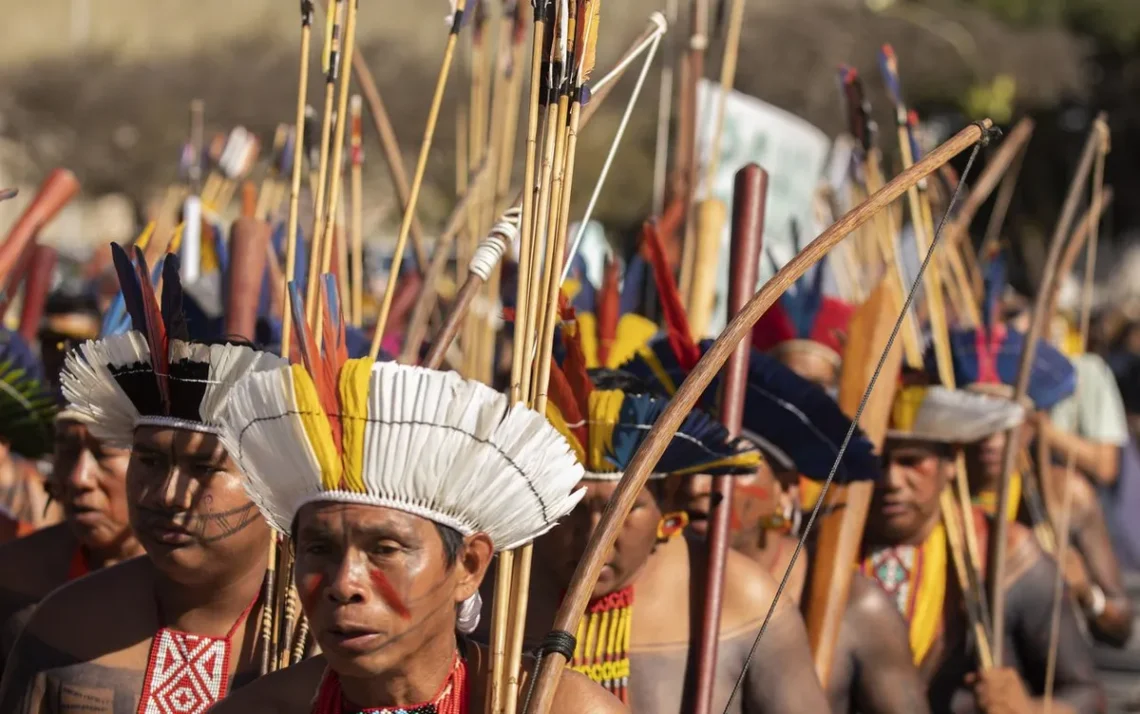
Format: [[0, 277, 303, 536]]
[[521, 119, 994, 714], [988, 113, 1107, 666]]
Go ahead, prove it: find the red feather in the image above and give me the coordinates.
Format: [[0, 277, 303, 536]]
[[133, 247, 171, 411], [318, 286, 345, 455], [596, 257, 619, 366], [547, 360, 587, 448], [560, 319, 593, 419], [639, 221, 701, 371]]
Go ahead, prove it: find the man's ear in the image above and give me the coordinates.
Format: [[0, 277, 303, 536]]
[[454, 533, 494, 603]]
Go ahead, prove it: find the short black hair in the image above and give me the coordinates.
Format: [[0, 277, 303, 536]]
[[44, 290, 100, 318], [435, 522, 464, 567], [587, 368, 662, 396]]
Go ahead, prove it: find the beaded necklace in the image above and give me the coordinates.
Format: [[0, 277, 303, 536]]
[[136, 590, 259, 714], [569, 586, 634, 704], [311, 652, 468, 714]]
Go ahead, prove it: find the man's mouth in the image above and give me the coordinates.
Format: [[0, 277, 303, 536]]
[[138, 511, 194, 544], [68, 505, 103, 526], [879, 500, 910, 517], [325, 623, 385, 653]]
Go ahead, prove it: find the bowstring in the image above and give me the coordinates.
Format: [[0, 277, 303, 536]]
[[721, 126, 993, 713]]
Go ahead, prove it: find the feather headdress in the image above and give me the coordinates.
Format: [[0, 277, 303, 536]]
[[60, 245, 286, 447], [547, 314, 759, 482], [750, 267, 854, 365], [935, 251, 1077, 411], [625, 219, 876, 483], [562, 252, 657, 370], [622, 335, 880, 484], [217, 278, 584, 552], [0, 328, 58, 458], [887, 384, 1025, 444]]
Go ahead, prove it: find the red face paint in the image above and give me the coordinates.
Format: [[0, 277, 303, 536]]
[[737, 484, 772, 502], [301, 572, 325, 613], [369, 568, 411, 620]]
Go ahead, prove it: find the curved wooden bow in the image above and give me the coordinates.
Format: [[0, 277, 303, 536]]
[[521, 118, 995, 714], [988, 113, 1108, 665]]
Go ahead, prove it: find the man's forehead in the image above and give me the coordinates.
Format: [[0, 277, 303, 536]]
[[133, 426, 227, 458], [883, 439, 949, 458], [299, 502, 430, 534]]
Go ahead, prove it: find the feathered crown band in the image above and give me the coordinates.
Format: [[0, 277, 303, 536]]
[[219, 359, 586, 552]]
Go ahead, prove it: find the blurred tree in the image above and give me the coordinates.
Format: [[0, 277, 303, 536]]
[[959, 0, 1140, 47]]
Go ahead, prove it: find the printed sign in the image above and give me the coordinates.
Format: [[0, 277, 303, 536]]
[[695, 80, 831, 333]]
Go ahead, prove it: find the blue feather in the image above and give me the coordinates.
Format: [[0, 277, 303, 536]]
[[982, 251, 1006, 332], [619, 256, 648, 316], [938, 328, 1077, 410], [162, 254, 189, 341], [211, 220, 229, 277], [567, 253, 596, 313], [603, 391, 752, 476], [878, 46, 902, 110], [621, 336, 880, 483], [110, 243, 147, 333], [322, 273, 342, 336]]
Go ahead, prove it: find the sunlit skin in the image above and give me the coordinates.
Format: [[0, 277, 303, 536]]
[[963, 422, 1034, 494], [533, 480, 660, 599], [293, 502, 492, 708], [52, 419, 142, 566], [128, 426, 271, 587], [775, 346, 841, 390], [664, 459, 789, 560], [865, 439, 954, 547]]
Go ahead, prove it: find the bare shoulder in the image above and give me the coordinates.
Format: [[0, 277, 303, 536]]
[[22, 555, 151, 650], [845, 572, 900, 621], [465, 641, 627, 714], [549, 669, 629, 714], [720, 546, 784, 630], [0, 524, 75, 600], [209, 656, 326, 714]]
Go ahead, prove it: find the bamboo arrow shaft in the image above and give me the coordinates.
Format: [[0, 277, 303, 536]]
[[369, 7, 467, 358]]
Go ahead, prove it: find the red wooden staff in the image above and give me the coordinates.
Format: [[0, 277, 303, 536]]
[[692, 164, 767, 714], [18, 246, 59, 342], [0, 169, 79, 284], [224, 217, 272, 342]]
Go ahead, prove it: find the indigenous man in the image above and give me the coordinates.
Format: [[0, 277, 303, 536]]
[[0, 329, 63, 536], [515, 351, 830, 714], [0, 409, 142, 673], [37, 290, 102, 399], [210, 355, 621, 714], [944, 319, 1134, 646], [0, 252, 285, 714], [623, 336, 929, 714], [864, 382, 1104, 713]]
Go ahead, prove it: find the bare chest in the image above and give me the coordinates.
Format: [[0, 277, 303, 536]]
[[37, 634, 258, 714]]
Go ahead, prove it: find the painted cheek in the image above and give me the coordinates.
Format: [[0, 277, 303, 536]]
[[301, 572, 325, 612], [369, 568, 411, 620]]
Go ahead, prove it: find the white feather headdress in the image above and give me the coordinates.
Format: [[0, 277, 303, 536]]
[[61, 332, 286, 448], [218, 359, 586, 552], [887, 385, 1025, 444]]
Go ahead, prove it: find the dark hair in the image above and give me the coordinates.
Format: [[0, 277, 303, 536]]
[[587, 368, 662, 395], [435, 522, 464, 567], [44, 290, 100, 318]]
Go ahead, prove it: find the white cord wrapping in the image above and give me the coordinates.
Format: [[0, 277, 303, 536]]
[[469, 206, 521, 281]]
